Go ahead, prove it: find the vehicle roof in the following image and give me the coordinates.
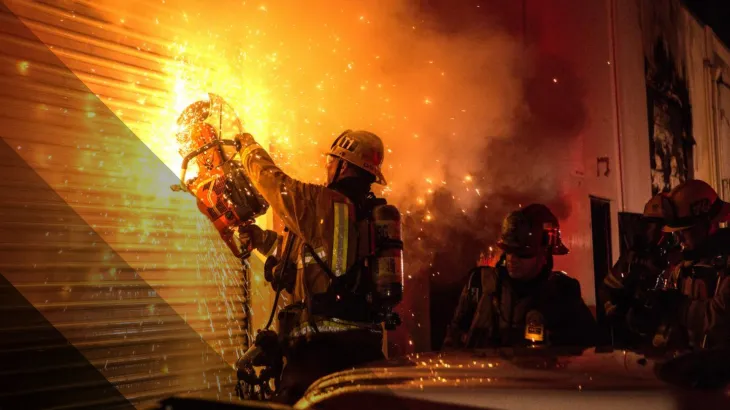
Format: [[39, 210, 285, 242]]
[[296, 348, 730, 410]]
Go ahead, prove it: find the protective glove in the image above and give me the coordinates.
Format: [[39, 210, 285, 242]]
[[234, 132, 257, 151], [239, 224, 279, 255], [238, 224, 265, 251]]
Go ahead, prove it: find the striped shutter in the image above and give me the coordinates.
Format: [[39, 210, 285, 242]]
[[0, 2, 265, 408]]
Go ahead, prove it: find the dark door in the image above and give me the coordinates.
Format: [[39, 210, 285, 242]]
[[590, 196, 613, 331]]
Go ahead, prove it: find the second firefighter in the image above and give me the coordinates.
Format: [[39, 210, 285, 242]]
[[444, 204, 598, 349]]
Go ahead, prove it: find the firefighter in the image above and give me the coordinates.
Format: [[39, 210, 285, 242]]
[[598, 193, 680, 347], [652, 179, 730, 349], [443, 204, 597, 349], [233, 130, 394, 404]]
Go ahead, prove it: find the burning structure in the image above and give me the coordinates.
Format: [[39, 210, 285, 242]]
[[1, 0, 730, 408]]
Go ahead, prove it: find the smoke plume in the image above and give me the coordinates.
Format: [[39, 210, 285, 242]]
[[84, 0, 524, 203], [70, 0, 585, 351]]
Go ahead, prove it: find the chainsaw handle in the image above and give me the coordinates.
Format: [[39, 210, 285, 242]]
[[171, 139, 240, 192]]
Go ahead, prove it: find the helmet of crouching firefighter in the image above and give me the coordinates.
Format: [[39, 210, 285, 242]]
[[497, 203, 569, 256]]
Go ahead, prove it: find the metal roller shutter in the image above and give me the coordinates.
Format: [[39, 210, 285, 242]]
[[0, 1, 266, 408]]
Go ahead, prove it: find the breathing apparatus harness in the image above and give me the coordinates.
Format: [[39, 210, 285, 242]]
[[236, 170, 404, 401]]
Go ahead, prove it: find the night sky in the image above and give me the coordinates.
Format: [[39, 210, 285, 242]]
[[683, 0, 730, 47]]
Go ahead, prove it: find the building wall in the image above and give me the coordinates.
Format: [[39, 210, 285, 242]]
[[653, 6, 730, 201], [613, 0, 653, 214], [610, 0, 730, 214], [610, 5, 730, 216], [524, 0, 730, 308], [520, 0, 621, 307], [700, 24, 730, 200], [684, 10, 717, 188], [715, 50, 730, 200]]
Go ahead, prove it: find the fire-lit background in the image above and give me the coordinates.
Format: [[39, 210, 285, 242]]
[[0, 0, 611, 407]]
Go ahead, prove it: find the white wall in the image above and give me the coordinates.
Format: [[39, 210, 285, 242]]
[[613, 0, 653, 214], [532, 0, 730, 308], [674, 9, 730, 199], [515, 0, 623, 307], [683, 11, 717, 187], [610, 5, 730, 216], [715, 52, 730, 200], [706, 29, 730, 200]]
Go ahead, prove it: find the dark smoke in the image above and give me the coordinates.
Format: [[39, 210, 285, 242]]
[[74, 0, 586, 353], [396, 0, 588, 351]]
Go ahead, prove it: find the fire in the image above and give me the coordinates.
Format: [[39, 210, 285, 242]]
[[93, 0, 523, 214], [69, 0, 529, 362]]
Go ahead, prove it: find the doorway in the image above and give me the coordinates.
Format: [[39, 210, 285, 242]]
[[590, 196, 613, 331]]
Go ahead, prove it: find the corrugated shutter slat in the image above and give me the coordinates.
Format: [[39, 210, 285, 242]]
[[0, 1, 254, 408]]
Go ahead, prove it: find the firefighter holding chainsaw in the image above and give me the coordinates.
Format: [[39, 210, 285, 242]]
[[234, 129, 403, 404], [443, 204, 597, 349]]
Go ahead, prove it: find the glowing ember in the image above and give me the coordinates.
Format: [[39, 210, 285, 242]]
[[72, 0, 530, 363], [16, 60, 30, 75], [97, 1, 524, 220]]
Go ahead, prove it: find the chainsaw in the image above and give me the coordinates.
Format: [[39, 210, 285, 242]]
[[170, 93, 269, 259]]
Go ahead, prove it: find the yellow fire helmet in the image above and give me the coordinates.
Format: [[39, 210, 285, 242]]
[[328, 129, 387, 185]]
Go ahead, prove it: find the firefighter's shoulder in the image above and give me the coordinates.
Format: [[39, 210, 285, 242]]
[[460, 266, 497, 291], [476, 266, 500, 292], [463, 265, 493, 286], [306, 183, 354, 210], [548, 270, 576, 283], [548, 271, 582, 293]]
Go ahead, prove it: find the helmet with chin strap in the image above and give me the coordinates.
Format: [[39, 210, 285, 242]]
[[663, 180, 729, 232], [643, 193, 672, 223], [497, 203, 569, 256], [327, 129, 387, 185]]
